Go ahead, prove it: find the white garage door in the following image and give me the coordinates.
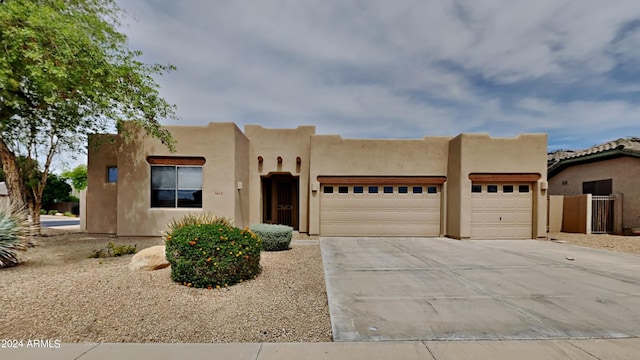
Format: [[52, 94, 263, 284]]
[[471, 183, 533, 239], [320, 184, 441, 237]]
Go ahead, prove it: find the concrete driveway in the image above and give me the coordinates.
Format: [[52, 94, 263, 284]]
[[321, 237, 640, 341]]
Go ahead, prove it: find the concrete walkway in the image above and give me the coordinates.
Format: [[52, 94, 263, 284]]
[[4, 339, 640, 359]]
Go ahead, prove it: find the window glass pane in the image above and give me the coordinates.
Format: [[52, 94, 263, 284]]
[[151, 190, 175, 207], [177, 190, 202, 208], [323, 186, 333, 194], [398, 186, 408, 194], [177, 167, 202, 190], [471, 184, 482, 193], [487, 185, 498, 193], [519, 185, 530, 193], [413, 186, 423, 194], [383, 186, 393, 193], [427, 186, 437, 194], [368, 186, 378, 194], [151, 166, 176, 189], [107, 167, 118, 183], [338, 186, 348, 194], [353, 186, 364, 194], [503, 185, 514, 193]]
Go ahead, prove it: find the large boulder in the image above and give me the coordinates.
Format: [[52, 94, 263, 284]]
[[129, 245, 170, 271]]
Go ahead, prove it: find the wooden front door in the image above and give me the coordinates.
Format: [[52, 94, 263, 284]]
[[262, 175, 298, 229]]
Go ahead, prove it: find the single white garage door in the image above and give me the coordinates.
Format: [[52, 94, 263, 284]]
[[471, 183, 533, 239], [320, 183, 441, 237]]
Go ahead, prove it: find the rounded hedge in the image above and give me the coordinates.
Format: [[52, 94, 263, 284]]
[[165, 222, 261, 288], [250, 224, 293, 251]]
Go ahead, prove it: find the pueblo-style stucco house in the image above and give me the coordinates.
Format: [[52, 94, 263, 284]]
[[548, 137, 640, 231], [86, 122, 548, 239]]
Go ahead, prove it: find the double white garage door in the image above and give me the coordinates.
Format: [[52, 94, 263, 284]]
[[320, 183, 441, 237], [320, 179, 533, 239]]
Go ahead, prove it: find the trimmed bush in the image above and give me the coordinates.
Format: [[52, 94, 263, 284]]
[[164, 214, 261, 288], [0, 202, 35, 268], [39, 209, 47, 215], [250, 224, 293, 251], [163, 213, 233, 236], [47, 209, 57, 215]]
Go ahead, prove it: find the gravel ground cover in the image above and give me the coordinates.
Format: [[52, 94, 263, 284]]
[[0, 233, 332, 343], [546, 232, 640, 255]]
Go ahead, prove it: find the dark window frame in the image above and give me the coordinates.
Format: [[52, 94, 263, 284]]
[[151, 165, 203, 208], [323, 186, 334, 194], [582, 179, 612, 196], [107, 166, 118, 183], [338, 186, 349, 194]]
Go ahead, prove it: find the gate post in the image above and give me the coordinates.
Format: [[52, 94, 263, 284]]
[[614, 193, 623, 234], [585, 194, 592, 235]]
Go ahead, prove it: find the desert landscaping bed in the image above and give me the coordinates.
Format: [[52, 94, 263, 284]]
[[0, 233, 332, 343], [546, 232, 640, 255]]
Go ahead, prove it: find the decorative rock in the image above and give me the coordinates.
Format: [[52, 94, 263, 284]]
[[129, 245, 170, 271]]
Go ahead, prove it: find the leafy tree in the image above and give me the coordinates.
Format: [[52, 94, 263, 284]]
[[41, 173, 73, 210], [0, 0, 177, 229], [61, 164, 87, 191], [0, 157, 73, 211]]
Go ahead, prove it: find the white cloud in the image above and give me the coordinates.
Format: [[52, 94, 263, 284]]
[[115, 0, 640, 149]]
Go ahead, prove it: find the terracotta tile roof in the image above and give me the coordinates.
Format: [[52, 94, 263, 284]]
[[548, 137, 640, 176]]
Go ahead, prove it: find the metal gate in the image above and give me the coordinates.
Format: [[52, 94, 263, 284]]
[[592, 195, 614, 234]]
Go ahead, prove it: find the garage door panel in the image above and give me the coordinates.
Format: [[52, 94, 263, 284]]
[[320, 184, 441, 237], [322, 210, 439, 223]]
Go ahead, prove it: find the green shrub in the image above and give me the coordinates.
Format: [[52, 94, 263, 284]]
[[0, 202, 35, 268], [250, 224, 293, 251], [165, 214, 261, 288], [88, 242, 137, 258], [162, 213, 233, 238], [39, 209, 47, 215], [47, 209, 57, 215], [64, 211, 73, 217]]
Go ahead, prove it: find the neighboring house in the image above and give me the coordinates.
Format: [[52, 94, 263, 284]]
[[86, 122, 548, 239], [548, 137, 640, 231]]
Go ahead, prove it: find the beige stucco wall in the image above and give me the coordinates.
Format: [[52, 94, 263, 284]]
[[547, 195, 564, 233], [447, 133, 548, 239], [86, 134, 118, 234], [244, 125, 315, 231], [308, 135, 452, 235], [113, 122, 247, 236], [234, 126, 250, 228], [446, 136, 463, 238], [87, 122, 548, 238], [548, 157, 640, 229]]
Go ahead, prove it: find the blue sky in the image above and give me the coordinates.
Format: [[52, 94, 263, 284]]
[[116, 0, 640, 151]]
